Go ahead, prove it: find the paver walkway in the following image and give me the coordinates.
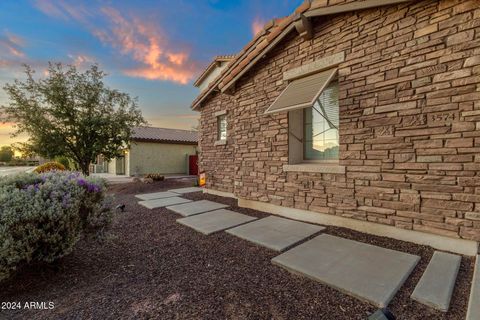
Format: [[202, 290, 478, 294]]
[[467, 255, 480, 320], [226, 216, 325, 251], [169, 187, 203, 194], [167, 200, 229, 216], [137, 193, 472, 310], [177, 209, 257, 235], [272, 234, 420, 307], [411, 251, 461, 312], [135, 191, 178, 201], [139, 197, 191, 209]]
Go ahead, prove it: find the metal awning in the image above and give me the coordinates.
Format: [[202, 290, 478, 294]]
[[264, 67, 337, 114]]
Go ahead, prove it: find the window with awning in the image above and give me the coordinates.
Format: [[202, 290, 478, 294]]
[[266, 67, 339, 162], [264, 67, 337, 114]]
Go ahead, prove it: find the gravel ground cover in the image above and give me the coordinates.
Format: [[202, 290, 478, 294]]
[[0, 180, 474, 320]]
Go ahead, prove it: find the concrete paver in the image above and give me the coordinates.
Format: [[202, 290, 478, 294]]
[[411, 251, 461, 312], [169, 187, 203, 194], [177, 209, 257, 235], [138, 197, 191, 209], [467, 255, 480, 320], [167, 200, 229, 216], [272, 234, 420, 307], [135, 191, 179, 201], [227, 216, 324, 251]]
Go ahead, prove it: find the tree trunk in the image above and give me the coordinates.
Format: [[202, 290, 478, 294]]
[[79, 161, 90, 176]]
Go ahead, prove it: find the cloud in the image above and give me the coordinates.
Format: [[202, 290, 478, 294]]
[[0, 32, 25, 58], [68, 54, 95, 68], [96, 7, 198, 84], [34, 1, 199, 84], [34, 0, 91, 23], [251, 17, 266, 36]]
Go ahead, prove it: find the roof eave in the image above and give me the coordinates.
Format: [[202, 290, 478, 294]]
[[191, 0, 413, 111], [305, 0, 412, 18], [131, 138, 198, 145], [220, 24, 297, 94]]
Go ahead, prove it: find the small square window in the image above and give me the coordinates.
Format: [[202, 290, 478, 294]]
[[303, 80, 339, 162], [217, 114, 227, 141]]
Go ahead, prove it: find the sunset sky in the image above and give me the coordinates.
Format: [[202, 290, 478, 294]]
[[0, 0, 302, 147]]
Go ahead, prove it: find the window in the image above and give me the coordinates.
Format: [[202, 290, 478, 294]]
[[303, 80, 339, 162], [217, 114, 227, 141]]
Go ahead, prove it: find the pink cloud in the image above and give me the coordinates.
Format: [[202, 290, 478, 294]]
[[251, 17, 266, 36], [33, 2, 199, 84], [96, 7, 198, 84], [34, 0, 67, 19], [34, 0, 91, 23], [68, 54, 95, 67], [0, 32, 25, 58]]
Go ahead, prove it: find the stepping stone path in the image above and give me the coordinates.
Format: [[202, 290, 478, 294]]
[[226, 216, 325, 251], [272, 234, 420, 307], [411, 251, 461, 312], [135, 191, 178, 201], [169, 187, 203, 194], [177, 209, 257, 235], [136, 192, 480, 311], [167, 200, 229, 217], [467, 255, 480, 320], [139, 197, 191, 209]]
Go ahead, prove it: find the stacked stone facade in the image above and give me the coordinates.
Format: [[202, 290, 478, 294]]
[[198, 0, 480, 241]]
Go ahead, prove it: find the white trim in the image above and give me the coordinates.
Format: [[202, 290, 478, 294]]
[[237, 198, 479, 256], [203, 188, 237, 199]]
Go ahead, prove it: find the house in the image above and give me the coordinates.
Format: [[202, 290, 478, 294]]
[[191, 0, 480, 255], [96, 126, 198, 176]]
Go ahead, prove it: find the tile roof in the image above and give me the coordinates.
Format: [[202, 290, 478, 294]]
[[191, 0, 411, 110], [131, 126, 198, 144]]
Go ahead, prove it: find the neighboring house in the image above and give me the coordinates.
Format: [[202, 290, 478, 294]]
[[191, 0, 480, 252], [96, 126, 198, 176]]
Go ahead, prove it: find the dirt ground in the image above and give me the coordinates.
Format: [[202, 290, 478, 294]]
[[0, 179, 474, 320]]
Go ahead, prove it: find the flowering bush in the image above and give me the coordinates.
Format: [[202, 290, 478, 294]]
[[0, 171, 112, 281], [33, 161, 66, 173]]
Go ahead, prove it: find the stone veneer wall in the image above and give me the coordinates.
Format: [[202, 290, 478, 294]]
[[198, 0, 480, 241]]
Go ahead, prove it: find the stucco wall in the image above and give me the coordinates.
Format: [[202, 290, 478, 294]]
[[198, 61, 230, 91], [128, 141, 197, 175], [198, 0, 480, 241], [107, 158, 116, 175]]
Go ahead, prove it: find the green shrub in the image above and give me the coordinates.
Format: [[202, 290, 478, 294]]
[[145, 173, 164, 181], [0, 171, 112, 281], [34, 161, 66, 173], [55, 156, 72, 170]]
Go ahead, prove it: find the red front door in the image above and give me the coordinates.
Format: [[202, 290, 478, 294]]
[[189, 155, 198, 175]]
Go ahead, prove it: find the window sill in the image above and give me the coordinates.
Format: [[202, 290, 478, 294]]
[[283, 163, 345, 174], [214, 140, 227, 146]]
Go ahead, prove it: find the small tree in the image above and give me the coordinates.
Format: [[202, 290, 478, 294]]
[[2, 63, 146, 175], [0, 146, 14, 162]]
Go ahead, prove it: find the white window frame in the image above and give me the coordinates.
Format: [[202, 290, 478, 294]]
[[214, 110, 227, 146]]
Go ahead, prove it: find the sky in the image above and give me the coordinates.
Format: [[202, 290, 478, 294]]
[[0, 0, 303, 148]]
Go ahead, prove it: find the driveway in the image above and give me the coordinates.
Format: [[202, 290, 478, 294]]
[[0, 166, 35, 177]]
